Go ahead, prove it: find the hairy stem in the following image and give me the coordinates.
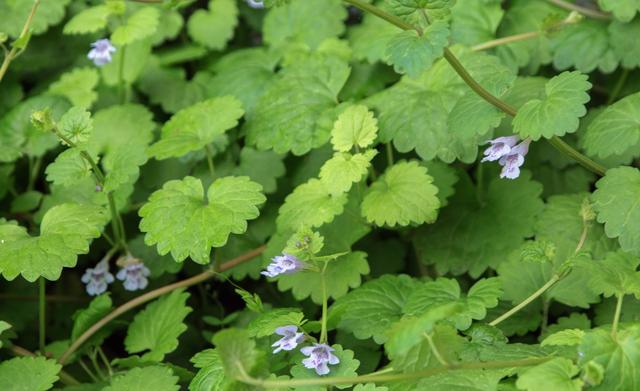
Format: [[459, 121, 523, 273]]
[[58, 245, 266, 365], [342, 0, 606, 177], [0, 0, 40, 84], [38, 277, 46, 352], [236, 357, 551, 388], [546, 0, 611, 20], [489, 275, 560, 326], [611, 294, 624, 339]]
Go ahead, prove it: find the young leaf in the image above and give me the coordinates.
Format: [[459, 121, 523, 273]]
[[0, 204, 107, 281], [330, 105, 378, 152], [111, 7, 160, 46], [104, 366, 179, 391], [277, 252, 370, 304], [58, 107, 93, 148], [516, 358, 583, 391], [48, 68, 99, 109], [583, 92, 640, 158], [139, 176, 265, 264], [361, 161, 440, 227], [125, 290, 192, 362], [187, 0, 237, 50], [593, 167, 640, 255], [331, 275, 421, 344], [319, 150, 377, 195], [385, 21, 449, 78], [0, 356, 61, 391], [513, 71, 591, 140], [277, 179, 348, 232], [148, 96, 244, 160], [64, 5, 113, 34]]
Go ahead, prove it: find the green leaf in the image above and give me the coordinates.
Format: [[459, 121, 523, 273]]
[[0, 0, 70, 38], [550, 20, 618, 74], [593, 167, 640, 255], [212, 328, 260, 379], [598, 0, 640, 22], [103, 143, 147, 192], [71, 294, 113, 351], [422, 161, 458, 207], [541, 329, 586, 347], [245, 54, 350, 155], [362, 161, 440, 227], [330, 105, 378, 152], [187, 0, 238, 50], [320, 150, 377, 196], [140, 176, 264, 264], [125, 290, 192, 362], [58, 107, 93, 148], [48, 68, 99, 109], [290, 345, 359, 390], [64, 5, 113, 34], [263, 0, 346, 49], [0, 356, 61, 391], [587, 251, 640, 298], [190, 349, 234, 391], [10, 190, 42, 213], [583, 92, 640, 159], [104, 366, 179, 391], [609, 19, 640, 69], [450, 0, 503, 46], [385, 21, 449, 78], [349, 10, 402, 63], [513, 71, 591, 141], [246, 309, 305, 338], [414, 171, 544, 277], [234, 147, 285, 194], [0, 204, 107, 281], [276, 178, 348, 232], [277, 252, 369, 304], [148, 96, 244, 160], [516, 358, 582, 391], [111, 7, 160, 46], [388, 0, 455, 24], [578, 326, 640, 391], [331, 275, 421, 344], [89, 104, 155, 155], [45, 149, 93, 187]]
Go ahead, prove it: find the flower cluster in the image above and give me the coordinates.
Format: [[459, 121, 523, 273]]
[[87, 39, 116, 66], [482, 136, 531, 179], [261, 254, 304, 278], [81, 255, 150, 295]]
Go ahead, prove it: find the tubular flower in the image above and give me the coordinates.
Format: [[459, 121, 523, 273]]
[[300, 343, 340, 376], [261, 254, 304, 278], [271, 325, 305, 353], [81, 259, 114, 296], [87, 39, 116, 66], [116, 262, 150, 291]]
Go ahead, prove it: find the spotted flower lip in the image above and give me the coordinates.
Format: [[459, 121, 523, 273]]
[[87, 38, 116, 66], [116, 262, 150, 291], [481, 135, 519, 162], [271, 325, 305, 353], [81, 259, 114, 296], [300, 343, 340, 376], [261, 254, 304, 278], [498, 139, 531, 180]]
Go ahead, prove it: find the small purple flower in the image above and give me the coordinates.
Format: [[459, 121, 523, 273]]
[[498, 139, 531, 180], [87, 39, 116, 66], [81, 259, 114, 296], [116, 262, 150, 291], [246, 0, 264, 8], [301, 344, 340, 376], [272, 325, 305, 353], [481, 136, 519, 162], [261, 254, 303, 278]]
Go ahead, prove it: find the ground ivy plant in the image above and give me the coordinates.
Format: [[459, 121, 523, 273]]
[[1, 0, 640, 389]]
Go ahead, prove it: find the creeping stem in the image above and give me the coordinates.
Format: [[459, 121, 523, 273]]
[[0, 0, 40, 85], [342, 0, 606, 177], [319, 264, 329, 344]]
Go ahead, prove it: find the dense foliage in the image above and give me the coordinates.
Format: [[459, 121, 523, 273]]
[[1, 0, 640, 389]]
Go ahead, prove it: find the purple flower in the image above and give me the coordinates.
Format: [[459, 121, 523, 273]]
[[87, 39, 116, 66], [116, 262, 150, 291], [301, 343, 340, 376], [261, 254, 303, 278], [246, 0, 264, 8], [272, 325, 305, 353], [81, 259, 114, 296], [481, 136, 519, 162], [498, 139, 531, 180]]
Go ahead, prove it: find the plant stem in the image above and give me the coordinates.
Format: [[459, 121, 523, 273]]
[[205, 144, 215, 177], [78, 358, 101, 383], [320, 266, 329, 344], [342, 0, 607, 177], [0, 0, 40, 85], [9, 345, 81, 385], [472, 31, 541, 51], [611, 294, 624, 339], [58, 245, 266, 365], [546, 0, 611, 20], [607, 69, 630, 105], [236, 357, 551, 388], [385, 143, 394, 166], [97, 347, 113, 377], [38, 277, 46, 352], [489, 275, 560, 326]]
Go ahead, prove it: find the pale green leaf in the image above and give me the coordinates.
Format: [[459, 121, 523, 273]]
[[64, 5, 112, 34], [58, 107, 93, 148], [102, 40, 152, 86], [320, 150, 377, 196], [234, 147, 285, 194], [349, 11, 402, 63], [102, 144, 147, 192], [598, 0, 640, 22], [450, 0, 503, 46], [513, 71, 591, 140], [609, 19, 640, 69], [0, 0, 70, 38], [385, 21, 449, 78], [125, 290, 192, 362], [111, 7, 160, 46], [104, 366, 179, 391], [89, 104, 155, 155], [550, 20, 618, 74], [190, 349, 234, 391], [541, 329, 586, 347], [516, 358, 582, 391], [212, 328, 260, 379], [148, 96, 244, 160], [587, 251, 640, 298], [0, 356, 60, 391], [187, 0, 238, 50], [0, 204, 107, 281], [388, 0, 455, 24], [331, 105, 379, 152], [422, 161, 458, 207], [246, 309, 305, 338], [139, 176, 265, 264], [361, 161, 440, 227], [48, 68, 99, 109], [45, 149, 93, 187]]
